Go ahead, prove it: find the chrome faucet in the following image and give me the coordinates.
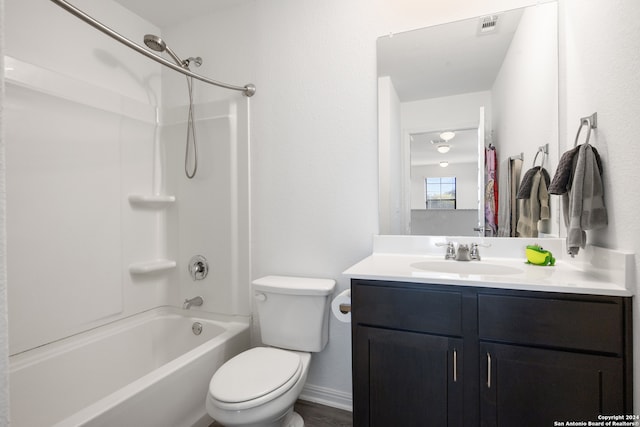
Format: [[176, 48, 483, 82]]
[[456, 244, 471, 261], [183, 296, 204, 309], [437, 241, 490, 261]]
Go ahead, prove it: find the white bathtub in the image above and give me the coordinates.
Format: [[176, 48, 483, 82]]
[[9, 307, 251, 427]]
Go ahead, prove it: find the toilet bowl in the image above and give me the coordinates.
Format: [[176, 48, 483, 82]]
[[206, 276, 335, 427], [206, 347, 311, 427]]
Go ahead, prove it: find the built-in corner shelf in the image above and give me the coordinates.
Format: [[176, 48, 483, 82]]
[[128, 194, 176, 208], [129, 259, 177, 274]]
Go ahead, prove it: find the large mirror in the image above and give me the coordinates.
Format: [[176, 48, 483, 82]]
[[378, 2, 559, 237]]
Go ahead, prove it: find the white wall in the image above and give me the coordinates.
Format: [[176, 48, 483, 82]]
[[160, 2, 255, 107], [492, 2, 558, 167], [560, 0, 640, 409], [5, 0, 162, 105], [411, 209, 479, 236], [0, 0, 9, 423], [249, 1, 379, 402], [248, 0, 538, 407]]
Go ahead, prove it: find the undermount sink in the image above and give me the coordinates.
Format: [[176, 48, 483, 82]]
[[411, 260, 524, 276]]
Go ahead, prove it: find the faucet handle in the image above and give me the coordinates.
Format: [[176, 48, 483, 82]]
[[188, 255, 209, 281], [469, 243, 480, 260], [436, 242, 454, 248], [436, 242, 456, 260], [469, 242, 491, 260], [474, 242, 492, 248]]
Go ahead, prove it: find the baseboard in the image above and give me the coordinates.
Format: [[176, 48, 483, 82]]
[[190, 413, 214, 427], [299, 383, 353, 412]]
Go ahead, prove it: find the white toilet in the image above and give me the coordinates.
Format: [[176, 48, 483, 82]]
[[206, 275, 336, 427]]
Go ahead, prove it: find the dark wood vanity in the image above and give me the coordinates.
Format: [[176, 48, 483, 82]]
[[351, 279, 633, 426]]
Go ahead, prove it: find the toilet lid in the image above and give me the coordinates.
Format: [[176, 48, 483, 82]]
[[210, 347, 302, 404]]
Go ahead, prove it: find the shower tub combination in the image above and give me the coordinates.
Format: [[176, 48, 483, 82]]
[[8, 2, 253, 426], [9, 307, 250, 427]]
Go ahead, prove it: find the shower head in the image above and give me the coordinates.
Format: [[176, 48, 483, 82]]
[[143, 34, 166, 52], [143, 34, 187, 68]]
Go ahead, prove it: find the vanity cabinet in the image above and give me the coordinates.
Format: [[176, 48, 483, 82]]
[[479, 342, 623, 426], [478, 292, 630, 427], [351, 279, 633, 427], [351, 283, 466, 426], [354, 326, 463, 426]]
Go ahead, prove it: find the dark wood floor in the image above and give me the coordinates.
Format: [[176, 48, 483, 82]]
[[293, 400, 353, 427], [208, 399, 353, 426]]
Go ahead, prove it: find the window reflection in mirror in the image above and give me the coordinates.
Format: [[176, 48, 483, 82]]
[[378, 2, 559, 237], [425, 177, 457, 210]]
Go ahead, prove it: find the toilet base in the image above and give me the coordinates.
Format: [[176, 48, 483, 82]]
[[210, 408, 304, 427], [283, 411, 304, 427]]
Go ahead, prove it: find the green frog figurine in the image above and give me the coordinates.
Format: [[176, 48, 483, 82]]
[[525, 244, 555, 266]]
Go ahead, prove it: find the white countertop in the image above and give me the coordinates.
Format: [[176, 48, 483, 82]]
[[343, 236, 635, 297]]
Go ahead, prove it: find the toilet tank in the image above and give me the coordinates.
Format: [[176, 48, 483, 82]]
[[253, 276, 336, 352]]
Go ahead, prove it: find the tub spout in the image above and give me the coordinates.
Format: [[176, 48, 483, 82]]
[[183, 296, 204, 309]]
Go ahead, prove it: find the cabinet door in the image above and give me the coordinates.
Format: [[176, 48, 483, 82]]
[[480, 342, 624, 427], [353, 325, 463, 427]]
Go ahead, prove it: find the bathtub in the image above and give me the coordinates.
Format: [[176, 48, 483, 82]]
[[9, 307, 251, 427]]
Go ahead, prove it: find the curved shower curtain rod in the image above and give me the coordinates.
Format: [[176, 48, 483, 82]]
[[49, 0, 256, 97]]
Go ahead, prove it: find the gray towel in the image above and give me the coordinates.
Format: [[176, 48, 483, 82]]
[[516, 169, 550, 238], [497, 157, 523, 237], [549, 145, 602, 195], [566, 144, 607, 256], [517, 167, 550, 199]]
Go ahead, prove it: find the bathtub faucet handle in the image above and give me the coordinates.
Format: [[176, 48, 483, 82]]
[[188, 255, 209, 281], [183, 296, 204, 310]]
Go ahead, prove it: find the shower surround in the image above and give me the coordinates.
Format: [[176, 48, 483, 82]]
[[5, 0, 251, 421]]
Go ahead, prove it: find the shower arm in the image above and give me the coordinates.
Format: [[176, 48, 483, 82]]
[[49, 0, 256, 97]]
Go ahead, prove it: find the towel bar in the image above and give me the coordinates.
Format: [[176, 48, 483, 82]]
[[574, 112, 598, 147], [532, 144, 549, 169]]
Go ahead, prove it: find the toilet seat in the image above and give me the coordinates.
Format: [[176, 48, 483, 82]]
[[209, 347, 302, 411]]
